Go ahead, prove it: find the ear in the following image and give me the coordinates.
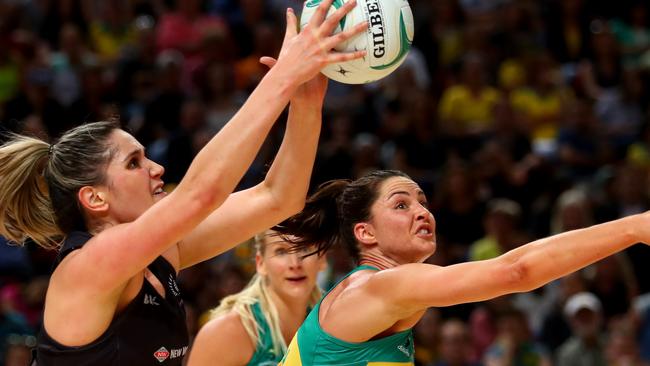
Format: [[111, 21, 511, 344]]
[[255, 251, 266, 276], [78, 186, 109, 214], [318, 253, 328, 272], [353, 222, 376, 247]]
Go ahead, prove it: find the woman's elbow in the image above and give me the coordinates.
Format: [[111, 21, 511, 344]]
[[288, 196, 306, 215], [264, 182, 306, 217], [178, 182, 227, 218], [270, 194, 306, 219], [500, 259, 533, 293]]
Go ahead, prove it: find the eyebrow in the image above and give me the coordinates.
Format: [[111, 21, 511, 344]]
[[122, 148, 144, 163], [387, 190, 427, 200]]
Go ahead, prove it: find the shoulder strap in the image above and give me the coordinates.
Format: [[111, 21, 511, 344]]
[[147, 256, 177, 279]]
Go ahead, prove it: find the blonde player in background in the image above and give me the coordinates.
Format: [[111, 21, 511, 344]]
[[187, 230, 326, 366]]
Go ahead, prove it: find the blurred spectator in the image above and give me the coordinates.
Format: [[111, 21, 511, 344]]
[[469, 296, 514, 360], [115, 15, 157, 128], [510, 52, 572, 158], [484, 309, 551, 366], [594, 69, 645, 157], [233, 22, 280, 92], [469, 198, 527, 262], [432, 319, 482, 366], [557, 98, 605, 180], [0, 45, 19, 105], [550, 187, 594, 234], [137, 49, 186, 153], [315, 112, 355, 183], [555, 291, 607, 366], [539, 272, 588, 353], [491, 1, 543, 61], [3, 65, 66, 138], [164, 97, 208, 183], [433, 162, 486, 265], [610, 3, 650, 69], [438, 53, 500, 155], [352, 132, 384, 179], [37, 0, 89, 49], [0, 296, 32, 365], [50, 23, 96, 108], [472, 135, 540, 216], [156, 0, 226, 92], [87, 1, 136, 64], [201, 62, 241, 133], [219, 0, 275, 59], [597, 163, 650, 221], [605, 317, 650, 366], [586, 254, 638, 322], [580, 19, 623, 92], [545, 0, 592, 65], [414, 308, 442, 366], [626, 124, 650, 167], [633, 293, 650, 363]]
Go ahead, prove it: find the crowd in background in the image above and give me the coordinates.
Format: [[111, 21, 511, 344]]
[[2, 0, 650, 365]]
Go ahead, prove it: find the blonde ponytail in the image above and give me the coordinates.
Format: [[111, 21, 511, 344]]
[[0, 135, 61, 249], [0, 120, 119, 249]]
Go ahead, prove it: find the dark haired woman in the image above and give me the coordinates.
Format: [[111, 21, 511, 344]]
[[276, 170, 650, 365]]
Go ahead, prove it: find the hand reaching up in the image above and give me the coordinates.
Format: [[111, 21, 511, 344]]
[[269, 1, 367, 88]]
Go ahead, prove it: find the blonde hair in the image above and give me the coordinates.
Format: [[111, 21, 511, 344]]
[[210, 231, 322, 356], [0, 121, 119, 249]]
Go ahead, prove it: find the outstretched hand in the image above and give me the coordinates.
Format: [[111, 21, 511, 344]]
[[260, 56, 328, 106], [269, 1, 366, 88]]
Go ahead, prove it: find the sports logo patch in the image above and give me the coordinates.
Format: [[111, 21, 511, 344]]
[[154, 347, 170, 363]]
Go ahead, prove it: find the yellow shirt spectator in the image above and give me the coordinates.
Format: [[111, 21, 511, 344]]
[[438, 84, 501, 134], [469, 236, 502, 261], [90, 22, 135, 63], [510, 87, 572, 141]]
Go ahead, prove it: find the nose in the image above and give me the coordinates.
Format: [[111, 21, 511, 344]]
[[415, 202, 432, 221], [149, 159, 165, 179], [288, 253, 303, 269]]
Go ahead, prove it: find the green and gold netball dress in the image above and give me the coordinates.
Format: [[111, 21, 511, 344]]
[[247, 302, 283, 366], [279, 265, 415, 366]]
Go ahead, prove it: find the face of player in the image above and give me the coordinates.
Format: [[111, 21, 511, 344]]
[[257, 233, 326, 304], [96, 129, 166, 224], [362, 176, 437, 264]]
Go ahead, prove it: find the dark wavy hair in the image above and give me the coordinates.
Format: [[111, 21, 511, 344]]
[[274, 170, 411, 262]]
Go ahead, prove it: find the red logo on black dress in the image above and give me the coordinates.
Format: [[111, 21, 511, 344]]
[[154, 347, 170, 362]]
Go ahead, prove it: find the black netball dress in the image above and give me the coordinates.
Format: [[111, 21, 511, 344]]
[[35, 231, 189, 366]]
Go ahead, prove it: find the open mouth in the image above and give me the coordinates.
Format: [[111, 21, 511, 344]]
[[286, 276, 307, 283], [415, 226, 434, 238]]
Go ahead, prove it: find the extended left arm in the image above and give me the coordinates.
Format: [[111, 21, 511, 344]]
[[375, 213, 648, 316], [175, 76, 327, 269]]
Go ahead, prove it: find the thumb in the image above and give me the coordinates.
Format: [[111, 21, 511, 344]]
[[259, 56, 278, 69]]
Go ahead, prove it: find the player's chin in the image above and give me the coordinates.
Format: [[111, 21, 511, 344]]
[[411, 241, 436, 263]]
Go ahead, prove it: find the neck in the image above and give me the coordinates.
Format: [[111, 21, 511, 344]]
[[267, 288, 311, 343], [87, 221, 113, 236], [359, 251, 401, 270]]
